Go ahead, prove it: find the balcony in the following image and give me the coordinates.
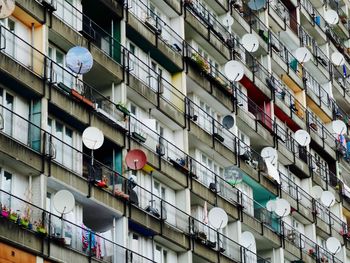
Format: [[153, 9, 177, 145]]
[[126, 0, 183, 72], [280, 173, 314, 223], [48, 1, 125, 87], [299, 0, 327, 44], [332, 65, 350, 112], [269, 32, 305, 89], [304, 70, 333, 118], [184, 1, 232, 60], [0, 98, 343, 263], [125, 51, 186, 128], [185, 45, 234, 111], [306, 112, 336, 159], [272, 77, 307, 130], [231, 8, 269, 55], [235, 91, 275, 147]]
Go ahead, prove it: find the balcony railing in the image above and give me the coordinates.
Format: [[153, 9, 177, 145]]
[[282, 220, 343, 263], [184, 0, 232, 48], [0, 189, 155, 263], [269, 0, 290, 26], [128, 0, 183, 54], [303, 69, 333, 110], [0, 97, 346, 263], [185, 44, 234, 94], [300, 0, 327, 32]]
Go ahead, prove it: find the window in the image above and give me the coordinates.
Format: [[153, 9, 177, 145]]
[[0, 169, 12, 208], [47, 118, 75, 170], [48, 44, 74, 87], [154, 244, 168, 263], [199, 153, 223, 187], [128, 42, 137, 73], [0, 88, 14, 136]]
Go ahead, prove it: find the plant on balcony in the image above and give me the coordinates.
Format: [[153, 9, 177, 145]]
[[9, 211, 18, 222], [35, 220, 47, 236], [1, 206, 9, 218], [132, 131, 147, 143], [321, 256, 329, 263], [20, 216, 30, 228], [95, 175, 108, 188], [339, 14, 348, 24], [116, 102, 130, 116], [308, 248, 317, 258], [191, 53, 210, 73], [71, 89, 94, 109]]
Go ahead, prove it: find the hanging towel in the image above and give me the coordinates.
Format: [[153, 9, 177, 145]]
[[343, 64, 347, 77], [290, 59, 298, 72]]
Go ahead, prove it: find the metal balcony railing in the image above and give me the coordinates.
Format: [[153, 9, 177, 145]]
[[127, 0, 183, 54], [0, 97, 346, 263], [184, 0, 232, 47], [0, 189, 156, 263]]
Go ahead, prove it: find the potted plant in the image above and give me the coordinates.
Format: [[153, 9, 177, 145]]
[[132, 131, 147, 143], [339, 13, 348, 24], [191, 53, 210, 73], [308, 248, 316, 258], [96, 175, 108, 188], [116, 102, 130, 116], [35, 220, 47, 236], [9, 211, 18, 222], [20, 216, 30, 228], [1, 206, 9, 218]]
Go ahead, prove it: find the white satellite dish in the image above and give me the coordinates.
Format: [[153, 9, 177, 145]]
[[66, 46, 93, 75], [324, 9, 339, 25], [241, 231, 255, 249], [332, 120, 347, 135], [294, 130, 311, 146], [266, 199, 276, 212], [274, 199, 291, 217], [242, 33, 259, 53], [222, 15, 234, 27], [83, 127, 104, 150], [208, 207, 228, 229], [321, 191, 335, 207], [224, 60, 244, 82], [261, 147, 277, 165], [326, 237, 341, 254], [295, 47, 312, 63], [331, 52, 345, 66], [53, 190, 75, 215], [310, 185, 323, 199], [0, 0, 15, 19]]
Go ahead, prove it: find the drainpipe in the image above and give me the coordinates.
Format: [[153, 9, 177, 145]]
[[31, 23, 34, 69]]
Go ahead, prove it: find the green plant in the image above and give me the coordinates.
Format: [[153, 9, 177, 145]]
[[9, 211, 18, 222], [34, 220, 47, 235], [116, 102, 130, 115], [191, 53, 210, 73], [20, 217, 30, 228]]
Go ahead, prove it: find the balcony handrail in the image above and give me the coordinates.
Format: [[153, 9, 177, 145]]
[[282, 219, 343, 263], [184, 0, 232, 45], [0, 188, 157, 263], [0, 100, 346, 260], [127, 0, 183, 51]]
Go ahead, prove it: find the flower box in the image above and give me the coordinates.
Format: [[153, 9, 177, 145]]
[[37, 227, 47, 235], [1, 210, 9, 218], [20, 219, 30, 228], [116, 104, 130, 116], [132, 132, 147, 143], [9, 213, 18, 222]]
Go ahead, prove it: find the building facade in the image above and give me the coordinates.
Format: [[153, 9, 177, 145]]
[[1, 0, 350, 262]]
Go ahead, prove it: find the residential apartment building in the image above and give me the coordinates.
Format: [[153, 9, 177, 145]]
[[1, 0, 350, 262]]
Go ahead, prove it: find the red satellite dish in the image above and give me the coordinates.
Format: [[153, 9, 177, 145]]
[[125, 149, 147, 170]]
